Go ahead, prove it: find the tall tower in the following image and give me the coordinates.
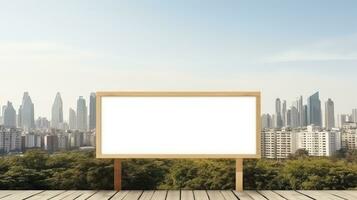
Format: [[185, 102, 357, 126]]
[[307, 92, 322, 127], [298, 96, 305, 127], [352, 109, 357, 123], [21, 92, 35, 130], [69, 108, 76, 130], [51, 92, 63, 129], [325, 98, 335, 130], [4, 101, 16, 128], [76, 96, 87, 131], [282, 100, 287, 127], [89, 92, 96, 130], [275, 98, 283, 128]]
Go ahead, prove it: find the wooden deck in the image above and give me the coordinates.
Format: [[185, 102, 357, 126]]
[[0, 190, 356, 200]]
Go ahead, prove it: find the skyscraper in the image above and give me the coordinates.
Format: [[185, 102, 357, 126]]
[[76, 96, 87, 131], [282, 100, 287, 127], [275, 98, 283, 128], [307, 92, 322, 127], [51, 92, 63, 129], [298, 96, 305, 127], [89, 92, 96, 130], [17, 106, 22, 128], [303, 105, 308, 126], [261, 114, 272, 129], [325, 98, 335, 130], [20, 92, 35, 130], [69, 108, 76, 130], [290, 105, 299, 128], [4, 101, 16, 128], [352, 109, 357, 123]]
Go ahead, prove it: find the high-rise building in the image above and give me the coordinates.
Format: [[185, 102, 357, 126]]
[[0, 127, 22, 153], [337, 114, 350, 128], [3, 102, 16, 128], [44, 135, 58, 152], [1, 105, 7, 119], [261, 114, 272, 129], [303, 105, 308, 126], [275, 98, 283, 128], [261, 129, 298, 159], [57, 133, 69, 150], [297, 125, 341, 156], [352, 109, 357, 123], [341, 129, 357, 150], [89, 93, 96, 130], [69, 131, 83, 148], [24, 133, 42, 148], [36, 117, 50, 129], [17, 106, 22, 128], [325, 98, 335, 130], [298, 96, 305, 127], [286, 109, 291, 127], [20, 92, 35, 130], [76, 96, 87, 131], [282, 100, 287, 127], [290, 106, 299, 128], [69, 108, 76, 130], [51, 92, 63, 129], [307, 92, 322, 127]]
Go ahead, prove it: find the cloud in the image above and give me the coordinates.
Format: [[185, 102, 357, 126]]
[[264, 34, 357, 63]]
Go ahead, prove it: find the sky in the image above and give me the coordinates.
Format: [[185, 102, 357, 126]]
[[0, 0, 357, 120]]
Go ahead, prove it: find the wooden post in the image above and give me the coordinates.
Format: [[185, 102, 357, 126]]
[[114, 159, 122, 191], [236, 158, 243, 192]]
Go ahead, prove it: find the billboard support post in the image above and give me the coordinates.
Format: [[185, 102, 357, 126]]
[[114, 159, 122, 191], [236, 158, 243, 192]]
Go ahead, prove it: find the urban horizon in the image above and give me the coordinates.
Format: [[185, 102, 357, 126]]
[[1, 90, 357, 131]]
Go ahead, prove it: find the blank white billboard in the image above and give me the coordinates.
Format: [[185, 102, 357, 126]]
[[97, 92, 260, 158]]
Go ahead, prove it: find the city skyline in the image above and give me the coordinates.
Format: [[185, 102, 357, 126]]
[[1, 90, 357, 128], [1, 1, 357, 118]]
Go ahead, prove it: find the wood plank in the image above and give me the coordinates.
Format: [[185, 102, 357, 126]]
[[166, 190, 180, 200], [150, 190, 167, 200], [122, 191, 143, 200], [258, 191, 285, 200], [26, 190, 66, 200], [232, 191, 254, 200], [138, 190, 154, 200], [102, 190, 128, 200], [326, 190, 357, 200], [50, 190, 79, 200], [180, 190, 194, 200], [1, 190, 44, 200], [341, 191, 357, 198], [298, 190, 345, 200], [87, 190, 117, 200], [69, 190, 98, 200], [0, 191, 20, 199], [207, 190, 225, 200], [245, 191, 267, 200], [274, 190, 313, 200], [220, 190, 239, 200], [193, 190, 209, 200]]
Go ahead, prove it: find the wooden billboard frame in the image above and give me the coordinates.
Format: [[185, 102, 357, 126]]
[[96, 91, 261, 191]]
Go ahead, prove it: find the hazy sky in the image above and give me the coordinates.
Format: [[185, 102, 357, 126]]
[[1, 0, 357, 120]]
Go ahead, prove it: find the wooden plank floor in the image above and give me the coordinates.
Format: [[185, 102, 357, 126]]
[[0, 190, 356, 200]]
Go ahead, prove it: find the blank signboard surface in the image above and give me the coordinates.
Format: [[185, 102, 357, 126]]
[[97, 92, 260, 158]]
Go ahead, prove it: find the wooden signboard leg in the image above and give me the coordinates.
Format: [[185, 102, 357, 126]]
[[114, 159, 122, 191], [236, 158, 243, 192]]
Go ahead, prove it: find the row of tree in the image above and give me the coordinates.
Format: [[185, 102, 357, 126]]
[[0, 149, 356, 190]]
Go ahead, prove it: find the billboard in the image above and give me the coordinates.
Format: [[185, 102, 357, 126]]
[[96, 92, 261, 158]]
